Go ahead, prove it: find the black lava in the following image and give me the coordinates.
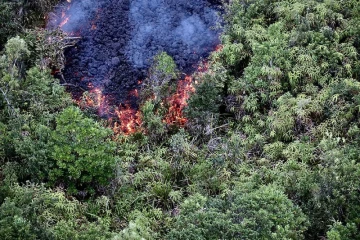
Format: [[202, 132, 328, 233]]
[[50, 0, 222, 104]]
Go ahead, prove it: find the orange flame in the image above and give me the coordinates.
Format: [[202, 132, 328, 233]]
[[114, 104, 142, 134], [129, 89, 139, 98], [90, 9, 101, 31], [163, 76, 195, 126], [76, 83, 141, 135], [197, 61, 209, 73], [79, 84, 110, 116], [65, 40, 220, 136], [161, 45, 222, 126]]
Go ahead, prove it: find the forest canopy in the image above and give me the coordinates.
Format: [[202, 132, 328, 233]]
[[0, 0, 360, 239]]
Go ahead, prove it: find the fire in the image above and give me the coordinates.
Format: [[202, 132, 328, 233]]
[[197, 61, 209, 73], [161, 44, 222, 126], [129, 89, 139, 98], [91, 9, 101, 31], [163, 75, 195, 126], [79, 84, 110, 116], [55, 5, 220, 134], [71, 43, 221, 134], [76, 83, 141, 135], [114, 104, 142, 134]]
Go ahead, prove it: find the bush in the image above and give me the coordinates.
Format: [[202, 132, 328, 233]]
[[49, 106, 117, 194], [168, 184, 308, 239]]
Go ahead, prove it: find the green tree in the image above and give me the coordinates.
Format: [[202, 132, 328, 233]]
[[49, 106, 117, 194], [0, 37, 71, 182], [141, 51, 179, 102], [0, 2, 21, 48], [0, 182, 116, 240], [327, 221, 359, 240], [139, 52, 179, 141], [168, 185, 308, 239], [0, 0, 59, 48], [0, 36, 30, 117]]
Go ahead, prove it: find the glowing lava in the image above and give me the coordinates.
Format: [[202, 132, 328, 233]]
[[215, 44, 223, 52], [59, 16, 69, 28], [75, 44, 224, 133], [91, 9, 101, 31]]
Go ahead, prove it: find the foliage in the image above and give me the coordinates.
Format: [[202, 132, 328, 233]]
[[0, 0, 59, 48], [139, 52, 179, 141], [0, 2, 21, 49], [0, 182, 116, 240], [0, 37, 30, 117], [140, 100, 167, 141], [0, 36, 71, 182], [49, 106, 117, 194], [327, 221, 360, 240], [141, 51, 179, 102], [1, 0, 360, 239], [167, 185, 308, 239], [183, 0, 360, 237], [113, 210, 157, 240], [25, 28, 80, 70]]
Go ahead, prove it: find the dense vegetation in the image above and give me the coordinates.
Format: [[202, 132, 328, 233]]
[[1, 0, 360, 239]]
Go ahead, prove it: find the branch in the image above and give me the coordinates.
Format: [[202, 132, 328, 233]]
[[206, 123, 229, 132], [0, 86, 15, 116], [64, 37, 82, 40]]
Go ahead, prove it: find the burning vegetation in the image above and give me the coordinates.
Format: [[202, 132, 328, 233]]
[[76, 73, 198, 135], [164, 76, 195, 126], [76, 83, 142, 135]]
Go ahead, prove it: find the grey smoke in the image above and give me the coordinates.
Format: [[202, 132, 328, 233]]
[[127, 0, 221, 68], [49, 0, 102, 33]]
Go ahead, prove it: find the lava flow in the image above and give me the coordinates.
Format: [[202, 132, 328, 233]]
[[48, 0, 222, 135], [162, 44, 224, 126]]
